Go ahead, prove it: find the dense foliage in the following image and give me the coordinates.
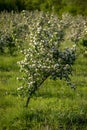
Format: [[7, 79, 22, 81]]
[[0, 11, 28, 54], [0, 0, 87, 15]]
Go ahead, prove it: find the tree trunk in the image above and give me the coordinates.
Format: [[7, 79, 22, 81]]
[[25, 76, 49, 107]]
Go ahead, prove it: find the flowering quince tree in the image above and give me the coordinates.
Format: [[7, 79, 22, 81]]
[[17, 12, 87, 107]]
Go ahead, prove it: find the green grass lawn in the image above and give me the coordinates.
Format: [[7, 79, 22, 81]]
[[0, 46, 87, 130]]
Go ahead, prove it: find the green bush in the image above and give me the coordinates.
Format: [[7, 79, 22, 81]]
[[0, 0, 87, 15]]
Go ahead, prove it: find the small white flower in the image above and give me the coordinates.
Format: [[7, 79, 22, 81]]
[[72, 44, 76, 48], [17, 86, 23, 91], [16, 77, 19, 80]]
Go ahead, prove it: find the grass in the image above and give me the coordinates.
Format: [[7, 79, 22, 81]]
[[0, 46, 87, 130]]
